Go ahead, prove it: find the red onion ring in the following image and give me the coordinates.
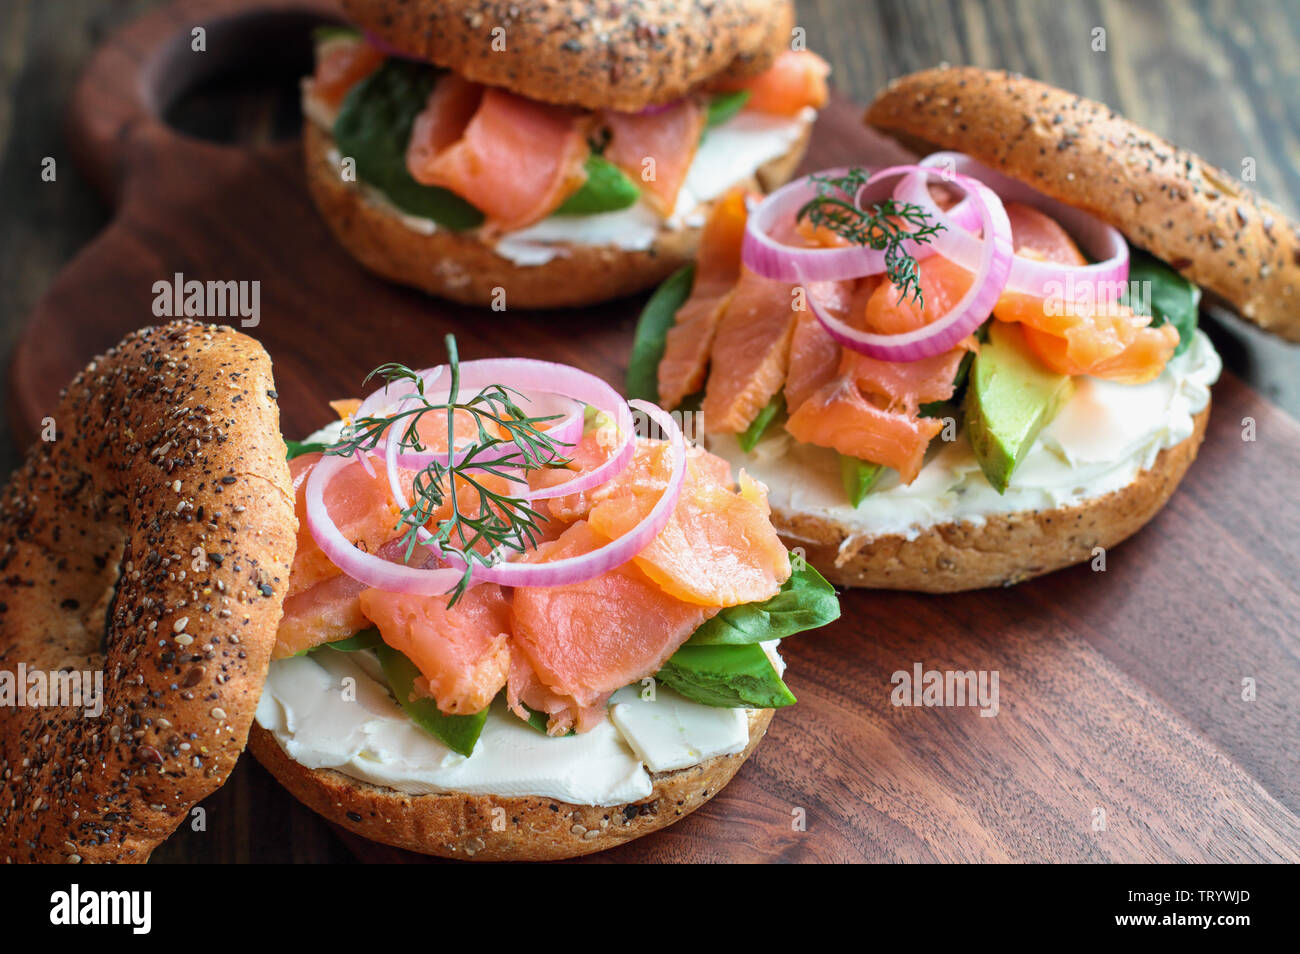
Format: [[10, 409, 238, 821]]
[[801, 165, 1015, 362], [388, 400, 686, 590], [741, 166, 981, 283], [903, 152, 1129, 297]]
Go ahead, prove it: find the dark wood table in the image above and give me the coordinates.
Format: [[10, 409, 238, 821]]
[[0, 0, 1296, 863]]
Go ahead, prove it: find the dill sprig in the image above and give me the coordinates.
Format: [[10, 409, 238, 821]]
[[796, 168, 946, 306], [326, 335, 572, 604]]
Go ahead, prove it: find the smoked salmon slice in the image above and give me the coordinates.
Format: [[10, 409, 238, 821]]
[[701, 267, 800, 433], [783, 280, 861, 413], [785, 372, 945, 484], [587, 474, 789, 608], [275, 570, 373, 660], [658, 187, 750, 409], [309, 36, 384, 109], [406, 81, 590, 231], [603, 98, 707, 216], [716, 49, 830, 116], [510, 522, 716, 731], [360, 583, 513, 716], [992, 202, 1178, 383]]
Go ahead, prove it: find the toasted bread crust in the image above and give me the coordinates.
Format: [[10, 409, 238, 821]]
[[865, 67, 1300, 341], [303, 118, 810, 308], [0, 322, 296, 863], [772, 405, 1209, 592], [343, 0, 793, 112], [248, 708, 773, 861]]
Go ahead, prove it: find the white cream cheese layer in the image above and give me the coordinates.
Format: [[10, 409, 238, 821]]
[[712, 329, 1222, 544], [256, 643, 772, 805], [306, 85, 813, 267]]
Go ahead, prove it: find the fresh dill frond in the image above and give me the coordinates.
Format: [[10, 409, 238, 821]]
[[796, 168, 946, 307], [326, 335, 573, 604]]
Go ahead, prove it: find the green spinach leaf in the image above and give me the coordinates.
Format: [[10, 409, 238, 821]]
[[688, 558, 840, 646], [553, 155, 640, 216], [626, 264, 695, 402]]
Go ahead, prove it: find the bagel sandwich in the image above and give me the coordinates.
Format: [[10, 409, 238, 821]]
[[248, 341, 840, 860], [627, 67, 1298, 592], [302, 0, 829, 308]]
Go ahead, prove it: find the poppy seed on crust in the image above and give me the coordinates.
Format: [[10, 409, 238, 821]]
[[342, 0, 794, 112], [0, 320, 296, 863]]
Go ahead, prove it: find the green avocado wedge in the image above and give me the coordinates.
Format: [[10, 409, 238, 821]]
[[657, 643, 796, 709], [375, 644, 488, 756], [839, 455, 885, 507], [964, 321, 1075, 494]]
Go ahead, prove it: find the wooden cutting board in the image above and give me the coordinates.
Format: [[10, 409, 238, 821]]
[[10, 0, 1300, 862]]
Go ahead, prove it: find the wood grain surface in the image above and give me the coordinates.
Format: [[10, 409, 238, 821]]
[[0, 0, 1297, 863]]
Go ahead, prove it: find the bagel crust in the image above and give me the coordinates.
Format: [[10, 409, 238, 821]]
[[0, 321, 296, 863], [248, 708, 773, 861], [774, 405, 1209, 592], [865, 67, 1300, 341], [304, 118, 810, 308], [343, 0, 794, 112]]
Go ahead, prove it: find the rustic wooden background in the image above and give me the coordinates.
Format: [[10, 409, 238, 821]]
[[0, 0, 1296, 863]]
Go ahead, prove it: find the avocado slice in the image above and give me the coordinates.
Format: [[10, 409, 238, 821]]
[[963, 322, 1075, 493]]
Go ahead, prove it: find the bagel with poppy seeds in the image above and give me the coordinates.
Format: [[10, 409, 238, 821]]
[[0, 321, 296, 863], [865, 66, 1300, 341], [346, 0, 795, 112], [301, 1, 827, 306]]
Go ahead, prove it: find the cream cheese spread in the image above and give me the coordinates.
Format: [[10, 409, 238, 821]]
[[712, 329, 1222, 544]]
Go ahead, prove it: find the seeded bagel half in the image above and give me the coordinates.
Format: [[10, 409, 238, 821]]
[[0, 321, 296, 863], [344, 0, 795, 112]]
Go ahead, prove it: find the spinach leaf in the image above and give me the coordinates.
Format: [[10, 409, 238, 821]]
[[626, 264, 695, 402], [375, 644, 488, 756], [840, 455, 884, 507], [657, 643, 796, 708], [1124, 248, 1200, 356], [688, 558, 840, 646], [333, 60, 484, 230], [553, 155, 640, 216], [706, 90, 751, 128], [738, 394, 784, 452]]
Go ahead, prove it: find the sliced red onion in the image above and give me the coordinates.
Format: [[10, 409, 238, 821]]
[[741, 166, 981, 283], [903, 152, 1129, 297], [802, 164, 1014, 362], [304, 452, 464, 595], [393, 400, 686, 590], [308, 359, 651, 596]]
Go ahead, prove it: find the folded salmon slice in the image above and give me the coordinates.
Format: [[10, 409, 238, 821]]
[[603, 98, 707, 216], [783, 279, 861, 413], [658, 187, 750, 409], [309, 36, 385, 109], [510, 522, 716, 730], [702, 267, 800, 433], [786, 372, 945, 484], [360, 583, 513, 716], [406, 78, 590, 231], [714, 49, 830, 116], [587, 473, 789, 608], [992, 203, 1178, 383]]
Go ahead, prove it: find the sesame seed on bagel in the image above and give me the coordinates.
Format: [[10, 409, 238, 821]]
[[343, 0, 796, 112], [0, 321, 296, 863]]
